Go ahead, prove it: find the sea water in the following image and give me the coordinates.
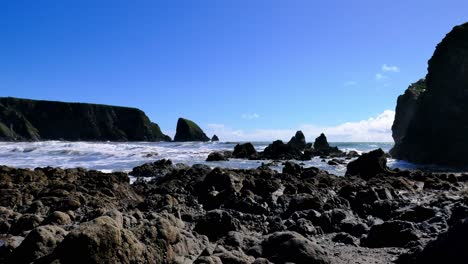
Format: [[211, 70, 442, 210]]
[[0, 141, 439, 176]]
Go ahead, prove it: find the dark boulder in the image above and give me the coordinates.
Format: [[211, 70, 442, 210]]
[[390, 23, 468, 166], [260, 231, 332, 264], [206, 151, 231, 162], [174, 118, 210, 142], [361, 220, 420, 248], [194, 210, 241, 241], [211, 135, 220, 142], [263, 140, 302, 160], [130, 159, 178, 177], [408, 217, 468, 264], [232, 143, 257, 159], [345, 149, 393, 180]]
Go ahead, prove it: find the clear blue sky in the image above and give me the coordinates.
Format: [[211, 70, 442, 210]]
[[1, 0, 467, 140]]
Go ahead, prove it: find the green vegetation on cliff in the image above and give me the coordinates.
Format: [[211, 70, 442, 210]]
[[0, 97, 171, 141]]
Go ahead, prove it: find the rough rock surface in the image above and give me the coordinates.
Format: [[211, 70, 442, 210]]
[[174, 118, 210, 142], [0, 149, 467, 263], [391, 23, 468, 166], [0, 97, 170, 141]]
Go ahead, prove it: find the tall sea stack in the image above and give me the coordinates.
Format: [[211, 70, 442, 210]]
[[391, 22, 468, 166], [173, 118, 210, 142], [0, 97, 171, 141]]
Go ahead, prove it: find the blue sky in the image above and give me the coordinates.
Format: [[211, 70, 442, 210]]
[[1, 1, 467, 141]]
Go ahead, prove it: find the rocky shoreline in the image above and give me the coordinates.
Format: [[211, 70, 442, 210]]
[[1, 149, 467, 263]]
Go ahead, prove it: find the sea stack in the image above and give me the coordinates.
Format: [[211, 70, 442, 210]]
[[211, 135, 219, 142], [313, 133, 330, 151], [173, 118, 210, 142], [0, 97, 171, 141], [391, 22, 468, 166]]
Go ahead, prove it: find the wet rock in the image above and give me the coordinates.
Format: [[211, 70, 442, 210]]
[[346, 149, 393, 180], [314, 133, 330, 151], [43, 211, 72, 226], [263, 140, 302, 160], [232, 143, 258, 159], [206, 151, 231, 161]]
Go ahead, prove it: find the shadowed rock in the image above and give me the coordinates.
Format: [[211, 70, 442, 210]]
[[174, 118, 210, 142]]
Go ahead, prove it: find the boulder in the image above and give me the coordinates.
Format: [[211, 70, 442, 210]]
[[174, 118, 210, 142], [53, 216, 148, 264], [8, 225, 68, 263], [194, 210, 241, 241], [232, 143, 257, 159], [260, 231, 332, 264], [206, 151, 231, 162], [345, 149, 393, 180], [361, 220, 420, 248], [409, 217, 468, 264], [130, 159, 178, 177], [263, 140, 302, 160]]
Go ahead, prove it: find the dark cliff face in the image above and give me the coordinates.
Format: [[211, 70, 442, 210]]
[[173, 118, 209, 142], [0, 97, 171, 142], [391, 23, 468, 166], [391, 79, 426, 146]]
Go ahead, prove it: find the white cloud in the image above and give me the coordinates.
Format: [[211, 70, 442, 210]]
[[382, 64, 400, 73], [344, 81, 357, 86], [241, 113, 260, 120], [205, 110, 395, 142], [375, 73, 387, 81]]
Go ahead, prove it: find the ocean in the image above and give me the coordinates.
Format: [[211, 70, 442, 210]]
[[0, 141, 448, 177]]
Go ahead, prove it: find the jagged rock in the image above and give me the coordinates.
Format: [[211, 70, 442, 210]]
[[346, 149, 393, 180], [287, 130, 307, 150], [0, 97, 171, 141], [232, 143, 257, 159], [391, 23, 468, 166], [407, 217, 468, 264], [174, 117, 210, 142], [314, 133, 330, 151], [211, 135, 220, 142]]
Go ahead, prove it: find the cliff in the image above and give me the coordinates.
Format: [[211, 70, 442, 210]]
[[391, 22, 468, 166], [0, 97, 171, 141], [173, 118, 209, 142]]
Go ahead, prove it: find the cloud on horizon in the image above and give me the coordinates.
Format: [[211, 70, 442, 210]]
[[206, 110, 395, 142]]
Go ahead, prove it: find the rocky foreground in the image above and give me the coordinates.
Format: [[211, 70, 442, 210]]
[[1, 150, 468, 263]]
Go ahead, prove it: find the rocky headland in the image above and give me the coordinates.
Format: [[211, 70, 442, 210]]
[[1, 149, 467, 263], [391, 22, 468, 166], [0, 97, 171, 142]]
